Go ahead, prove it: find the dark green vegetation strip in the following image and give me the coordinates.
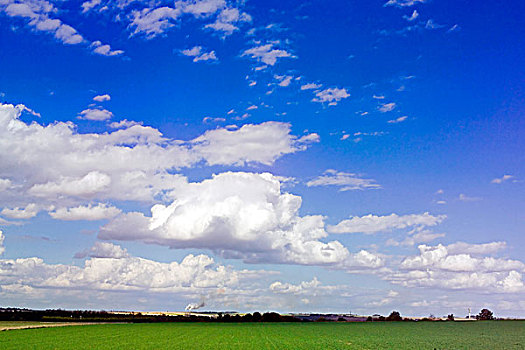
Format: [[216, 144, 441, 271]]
[[0, 321, 523, 349]]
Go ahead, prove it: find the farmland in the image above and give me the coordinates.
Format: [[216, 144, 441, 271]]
[[0, 321, 523, 349]]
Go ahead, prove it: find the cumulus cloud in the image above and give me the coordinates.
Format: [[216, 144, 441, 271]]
[[0, 103, 314, 206], [204, 7, 251, 36], [74, 242, 129, 259], [242, 43, 294, 66], [312, 88, 350, 105], [389, 243, 525, 293], [99, 172, 382, 268], [328, 212, 446, 234], [459, 193, 482, 202], [93, 94, 111, 102], [91, 41, 124, 56], [181, 46, 218, 62], [378, 102, 396, 113], [491, 175, 513, 184], [0, 248, 242, 293], [129, 0, 251, 38], [78, 107, 114, 121], [1, 203, 39, 219], [0, 0, 123, 54], [49, 203, 121, 221], [301, 83, 322, 90], [190, 122, 319, 166], [274, 75, 293, 87], [270, 277, 336, 295], [306, 169, 381, 191], [446, 241, 507, 255]]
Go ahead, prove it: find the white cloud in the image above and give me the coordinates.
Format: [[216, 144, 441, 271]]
[[242, 43, 294, 66], [459, 193, 482, 202], [49, 203, 121, 221], [181, 46, 218, 62], [78, 107, 114, 121], [312, 88, 350, 105], [270, 277, 337, 295], [1, 203, 39, 219], [204, 7, 251, 36], [99, 172, 381, 268], [29, 171, 112, 199], [447, 241, 507, 255], [109, 119, 143, 129], [301, 83, 321, 90], [0, 248, 242, 293], [384, 0, 427, 7], [129, 1, 251, 38], [93, 94, 111, 102], [390, 243, 525, 293], [0, 103, 313, 206], [0, 231, 4, 255], [91, 41, 124, 56], [0, 179, 11, 192], [329, 212, 446, 234], [129, 6, 182, 37], [491, 175, 513, 184], [378, 102, 396, 113], [74, 242, 129, 259], [403, 10, 419, 21], [81, 0, 101, 13], [388, 116, 407, 124], [274, 75, 293, 87], [190, 122, 319, 166], [306, 169, 381, 191]]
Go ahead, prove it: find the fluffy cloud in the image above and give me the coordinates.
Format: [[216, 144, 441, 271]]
[[99, 172, 382, 268], [0, 249, 241, 293], [190, 122, 319, 166], [270, 277, 336, 296], [389, 244, 525, 293], [446, 241, 507, 255], [0, 0, 123, 55], [328, 212, 446, 234], [93, 94, 111, 102], [204, 7, 251, 35], [78, 107, 114, 121], [301, 83, 322, 90], [49, 203, 121, 221], [491, 175, 513, 184], [0, 103, 314, 206], [74, 242, 129, 259], [242, 43, 294, 66], [378, 102, 396, 113], [312, 88, 350, 105], [129, 0, 251, 38], [91, 41, 124, 57], [181, 46, 218, 62], [1, 203, 39, 219], [274, 75, 293, 87], [306, 169, 381, 191]]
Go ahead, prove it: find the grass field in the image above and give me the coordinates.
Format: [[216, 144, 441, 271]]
[[0, 321, 523, 349]]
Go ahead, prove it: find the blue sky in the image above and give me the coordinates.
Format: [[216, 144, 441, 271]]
[[0, 0, 524, 317]]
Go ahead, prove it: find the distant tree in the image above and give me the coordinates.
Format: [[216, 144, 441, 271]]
[[366, 316, 373, 322], [252, 312, 262, 322], [447, 314, 454, 321], [386, 311, 402, 321], [477, 309, 494, 320]]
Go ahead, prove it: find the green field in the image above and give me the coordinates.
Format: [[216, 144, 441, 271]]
[[0, 321, 523, 349]]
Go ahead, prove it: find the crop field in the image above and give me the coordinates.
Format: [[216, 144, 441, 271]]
[[0, 321, 523, 349]]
